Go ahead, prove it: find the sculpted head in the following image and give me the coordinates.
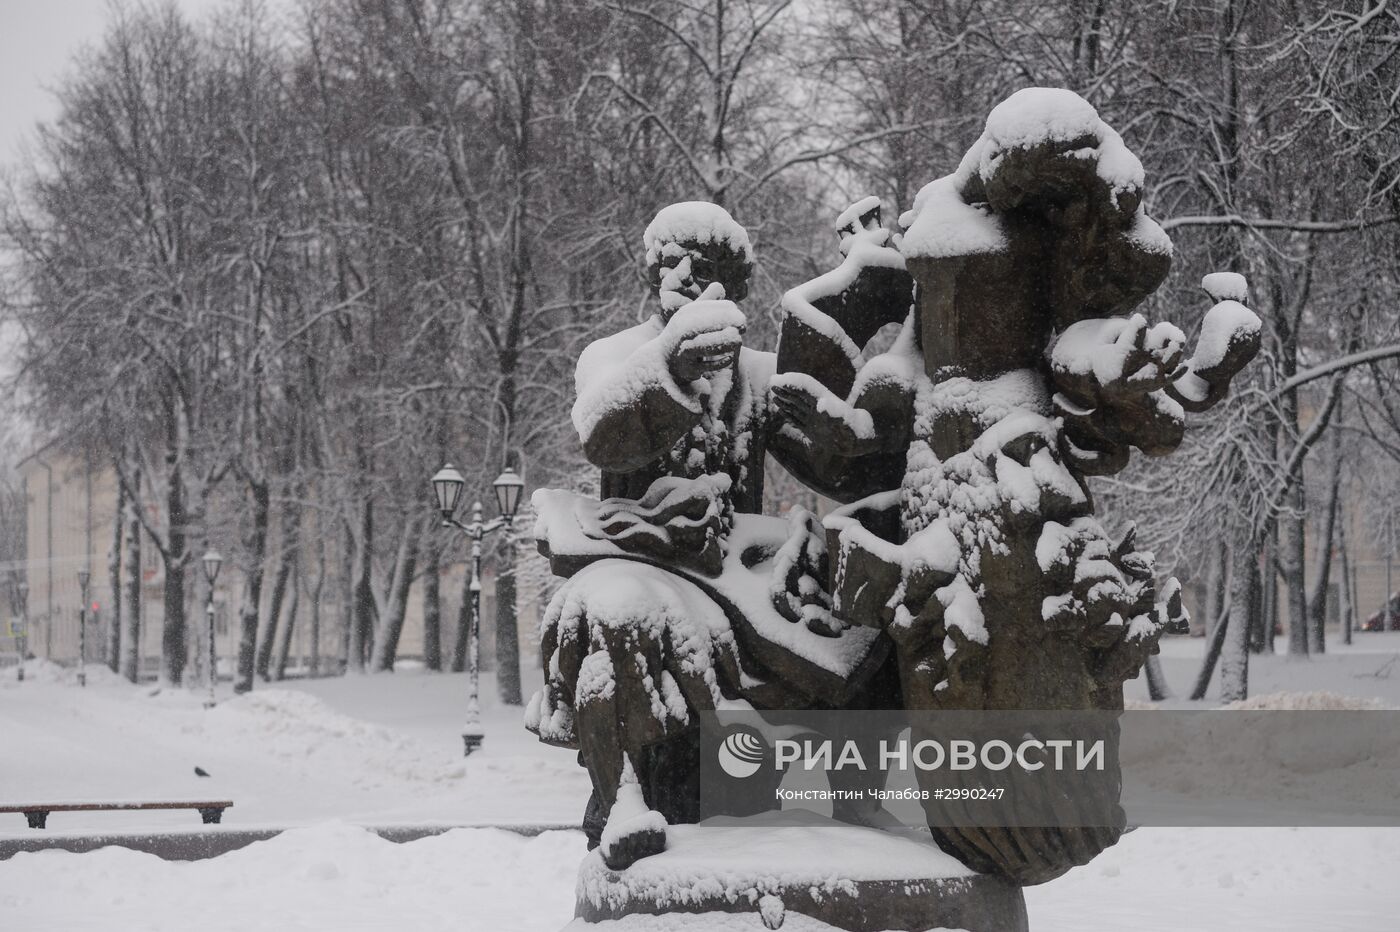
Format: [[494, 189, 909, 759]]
[[643, 202, 754, 319]]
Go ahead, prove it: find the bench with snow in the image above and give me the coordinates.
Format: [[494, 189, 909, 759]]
[[1, 801, 233, 829]]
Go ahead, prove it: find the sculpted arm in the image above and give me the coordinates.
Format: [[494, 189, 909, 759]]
[[573, 301, 746, 473]]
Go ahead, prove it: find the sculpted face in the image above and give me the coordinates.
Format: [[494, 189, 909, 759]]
[[649, 238, 752, 320]]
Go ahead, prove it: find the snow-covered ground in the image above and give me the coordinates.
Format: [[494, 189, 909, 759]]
[[3, 634, 1399, 931], [0, 660, 589, 832], [1132, 630, 1400, 709]]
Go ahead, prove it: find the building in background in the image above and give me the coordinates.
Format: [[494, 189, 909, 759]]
[[10, 442, 543, 679]]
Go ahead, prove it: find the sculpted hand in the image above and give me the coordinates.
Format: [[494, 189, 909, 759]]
[[669, 331, 741, 382], [769, 374, 873, 456], [663, 295, 746, 383]]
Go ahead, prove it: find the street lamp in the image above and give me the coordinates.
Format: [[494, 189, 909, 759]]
[[432, 464, 466, 520], [202, 551, 223, 709], [432, 464, 526, 755], [76, 569, 91, 688], [493, 467, 525, 521]]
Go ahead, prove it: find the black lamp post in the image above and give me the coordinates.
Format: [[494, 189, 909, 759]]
[[202, 550, 223, 709], [76, 568, 90, 688], [431, 464, 526, 755]]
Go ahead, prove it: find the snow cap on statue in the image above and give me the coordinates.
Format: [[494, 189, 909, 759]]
[[643, 202, 754, 266], [644, 202, 754, 310]]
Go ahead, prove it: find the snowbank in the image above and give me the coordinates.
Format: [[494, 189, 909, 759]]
[[3, 820, 1398, 931], [1220, 690, 1391, 711], [0, 823, 584, 932]]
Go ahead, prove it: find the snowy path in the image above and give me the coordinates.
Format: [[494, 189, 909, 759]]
[[0, 661, 590, 833], [4, 640, 1400, 930]]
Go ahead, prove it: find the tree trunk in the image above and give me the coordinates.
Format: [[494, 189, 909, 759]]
[[495, 531, 522, 705], [1280, 492, 1308, 656], [272, 559, 300, 680], [160, 462, 189, 687], [370, 522, 420, 672], [339, 520, 355, 674], [106, 477, 125, 673], [1339, 511, 1354, 646], [1204, 538, 1227, 641], [257, 497, 302, 680], [348, 498, 375, 673], [1143, 654, 1172, 702], [119, 468, 143, 684], [1190, 594, 1231, 701], [235, 480, 271, 693], [1305, 427, 1344, 654], [422, 550, 442, 672], [1260, 521, 1277, 654], [257, 547, 293, 680], [309, 530, 326, 677], [1219, 540, 1258, 703]]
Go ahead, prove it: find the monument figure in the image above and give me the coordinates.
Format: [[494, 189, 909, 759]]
[[527, 201, 891, 870], [530, 88, 1261, 929]]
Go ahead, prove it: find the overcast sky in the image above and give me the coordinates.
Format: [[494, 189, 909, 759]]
[[0, 0, 240, 165]]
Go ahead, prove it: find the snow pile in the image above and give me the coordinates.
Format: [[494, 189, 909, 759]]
[[1220, 691, 1392, 711], [7, 656, 128, 688], [644, 202, 754, 268], [1124, 210, 1173, 257], [2, 666, 591, 833], [0, 823, 584, 932], [205, 689, 467, 787], [7, 818, 1400, 931], [1119, 705, 1400, 824]]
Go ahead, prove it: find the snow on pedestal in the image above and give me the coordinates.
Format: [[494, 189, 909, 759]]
[[572, 815, 1026, 932]]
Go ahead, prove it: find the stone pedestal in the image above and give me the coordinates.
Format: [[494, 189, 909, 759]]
[[567, 816, 1028, 931]]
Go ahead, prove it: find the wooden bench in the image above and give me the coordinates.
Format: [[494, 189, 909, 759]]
[[0, 801, 233, 829]]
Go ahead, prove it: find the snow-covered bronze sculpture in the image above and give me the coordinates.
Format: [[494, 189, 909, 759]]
[[773, 88, 1259, 884], [530, 89, 1260, 928], [527, 202, 888, 869]]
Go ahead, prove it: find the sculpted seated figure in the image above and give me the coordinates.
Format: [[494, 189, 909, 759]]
[[526, 203, 890, 870]]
